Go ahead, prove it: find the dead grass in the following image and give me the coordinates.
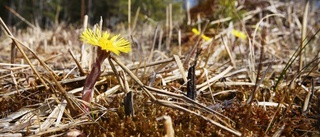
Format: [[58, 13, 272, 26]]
[[0, 0, 320, 136]]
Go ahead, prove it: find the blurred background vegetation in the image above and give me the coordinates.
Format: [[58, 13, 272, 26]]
[[0, 0, 185, 29], [0, 0, 319, 29], [0, 0, 249, 29]]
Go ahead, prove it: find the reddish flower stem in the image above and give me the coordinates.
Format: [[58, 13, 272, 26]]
[[82, 48, 109, 110]]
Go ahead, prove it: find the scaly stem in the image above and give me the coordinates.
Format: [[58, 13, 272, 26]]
[[82, 48, 109, 110]]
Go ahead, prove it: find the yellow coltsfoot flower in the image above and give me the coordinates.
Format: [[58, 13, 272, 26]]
[[81, 28, 131, 55], [231, 29, 247, 40], [192, 28, 211, 41]]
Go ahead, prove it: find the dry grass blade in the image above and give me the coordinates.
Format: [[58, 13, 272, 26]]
[[0, 17, 49, 90], [95, 85, 120, 102], [302, 77, 315, 113], [173, 55, 187, 83], [68, 49, 86, 76], [34, 118, 90, 136], [35, 101, 67, 133], [221, 36, 236, 69], [148, 24, 159, 62], [0, 108, 33, 123], [299, 0, 309, 72], [4, 6, 36, 29], [81, 15, 88, 69], [248, 13, 284, 83], [246, 30, 270, 104], [197, 66, 233, 91], [0, 133, 23, 137]]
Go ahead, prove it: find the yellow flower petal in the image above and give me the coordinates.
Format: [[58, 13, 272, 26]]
[[232, 29, 247, 40], [80, 28, 131, 55], [192, 28, 200, 35], [81, 29, 99, 46], [192, 28, 211, 41]]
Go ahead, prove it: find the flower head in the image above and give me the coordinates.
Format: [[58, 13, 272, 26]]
[[192, 28, 211, 41], [81, 28, 131, 55], [231, 29, 247, 40]]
